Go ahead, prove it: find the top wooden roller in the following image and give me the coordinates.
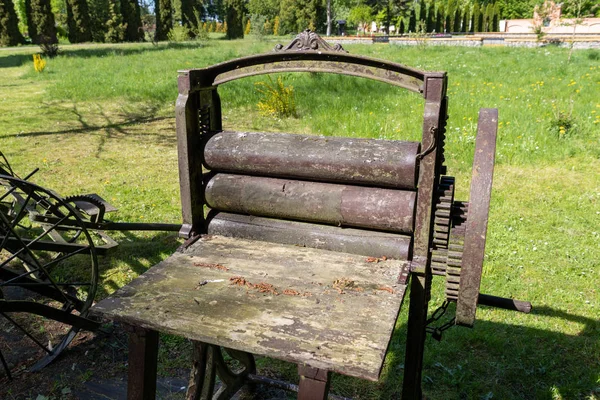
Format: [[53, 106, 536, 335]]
[[204, 131, 421, 189]]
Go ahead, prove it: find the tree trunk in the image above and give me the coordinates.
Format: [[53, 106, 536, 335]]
[[326, 0, 331, 36]]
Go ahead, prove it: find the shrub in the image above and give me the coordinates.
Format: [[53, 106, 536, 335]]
[[32, 53, 46, 72], [255, 76, 297, 118], [273, 16, 279, 35], [244, 19, 251, 35]]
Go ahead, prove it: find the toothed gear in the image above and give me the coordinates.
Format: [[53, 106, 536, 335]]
[[444, 201, 468, 301], [62, 194, 107, 221], [432, 176, 455, 250]]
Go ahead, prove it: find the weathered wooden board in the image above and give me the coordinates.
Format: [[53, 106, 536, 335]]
[[93, 235, 409, 381], [205, 174, 416, 233], [208, 212, 412, 260], [204, 131, 420, 189]]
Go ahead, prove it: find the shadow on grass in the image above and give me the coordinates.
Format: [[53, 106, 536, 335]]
[[4, 101, 176, 156], [0, 42, 206, 69], [371, 304, 600, 400]]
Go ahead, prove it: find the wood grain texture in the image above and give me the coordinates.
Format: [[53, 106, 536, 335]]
[[93, 235, 408, 381]]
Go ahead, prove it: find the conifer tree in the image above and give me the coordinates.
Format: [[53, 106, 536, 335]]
[[0, 0, 25, 45], [407, 7, 416, 32], [484, 3, 493, 32], [89, 0, 109, 42], [426, 3, 434, 33], [435, 5, 443, 33], [398, 18, 404, 34], [181, 0, 197, 38], [121, 0, 143, 41], [225, 0, 243, 39], [492, 3, 500, 32], [462, 5, 469, 33], [444, 11, 450, 33], [418, 0, 426, 25], [66, 0, 92, 42], [105, 0, 125, 42], [472, 1, 481, 32], [453, 7, 460, 32], [154, 0, 172, 41], [26, 0, 58, 44]]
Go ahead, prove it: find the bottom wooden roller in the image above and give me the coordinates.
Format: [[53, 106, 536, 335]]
[[207, 212, 411, 260]]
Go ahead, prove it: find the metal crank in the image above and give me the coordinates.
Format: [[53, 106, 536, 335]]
[[430, 109, 531, 332]]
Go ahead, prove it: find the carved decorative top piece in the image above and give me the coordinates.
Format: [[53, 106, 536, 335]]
[[274, 30, 347, 53]]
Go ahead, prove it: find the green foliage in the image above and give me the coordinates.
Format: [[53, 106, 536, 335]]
[[26, 0, 58, 44], [120, 0, 143, 41], [408, 7, 416, 32], [425, 4, 434, 33], [0, 0, 25, 46], [249, 14, 268, 39], [104, 0, 125, 42], [88, 0, 108, 42], [452, 7, 460, 32], [472, 1, 481, 32], [247, 0, 278, 20], [154, 0, 173, 41], [255, 75, 297, 118], [347, 4, 372, 28], [66, 0, 92, 43], [180, 0, 199, 39], [272, 15, 279, 35], [225, 0, 244, 39], [435, 5, 443, 33], [461, 6, 469, 33]]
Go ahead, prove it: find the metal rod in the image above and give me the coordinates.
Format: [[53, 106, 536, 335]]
[[478, 293, 532, 313], [0, 347, 11, 380], [0, 311, 52, 354], [100, 222, 182, 231]]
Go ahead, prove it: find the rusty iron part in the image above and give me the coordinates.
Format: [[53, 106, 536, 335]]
[[207, 212, 411, 260], [204, 131, 421, 190], [432, 176, 455, 250], [455, 108, 498, 327], [204, 174, 416, 233], [274, 29, 347, 53]]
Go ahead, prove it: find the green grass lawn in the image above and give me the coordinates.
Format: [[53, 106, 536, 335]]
[[0, 38, 599, 399]]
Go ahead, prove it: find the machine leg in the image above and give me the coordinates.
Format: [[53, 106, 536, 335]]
[[402, 274, 429, 399], [298, 365, 331, 400], [126, 325, 159, 400]]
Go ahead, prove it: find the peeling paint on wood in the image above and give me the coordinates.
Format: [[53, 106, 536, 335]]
[[93, 235, 409, 381]]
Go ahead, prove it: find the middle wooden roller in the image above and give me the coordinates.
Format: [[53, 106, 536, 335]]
[[204, 131, 421, 189], [205, 174, 416, 233]]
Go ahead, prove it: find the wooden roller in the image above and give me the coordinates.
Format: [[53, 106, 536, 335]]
[[208, 212, 412, 260], [205, 174, 416, 233], [204, 131, 421, 189]]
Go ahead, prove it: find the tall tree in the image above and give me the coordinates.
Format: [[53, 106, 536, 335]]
[[407, 7, 415, 32], [453, 7, 460, 32], [225, 0, 244, 39], [484, 3, 493, 32], [121, 0, 143, 41], [472, 1, 481, 32], [435, 4, 443, 33], [426, 2, 434, 32], [88, 0, 108, 42], [492, 2, 500, 32], [181, 0, 199, 38], [104, 0, 125, 42], [0, 0, 25, 45], [444, 10, 450, 33], [418, 0, 426, 24], [26, 0, 58, 43], [326, 0, 331, 35], [461, 5, 469, 33], [66, 0, 92, 42], [155, 0, 172, 41]]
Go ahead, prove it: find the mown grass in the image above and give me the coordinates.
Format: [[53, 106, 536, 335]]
[[0, 39, 598, 399]]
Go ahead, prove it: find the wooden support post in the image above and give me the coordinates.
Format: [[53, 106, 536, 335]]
[[126, 325, 159, 400], [298, 365, 331, 400]]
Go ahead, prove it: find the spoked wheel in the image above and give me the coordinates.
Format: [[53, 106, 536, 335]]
[[0, 175, 99, 377]]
